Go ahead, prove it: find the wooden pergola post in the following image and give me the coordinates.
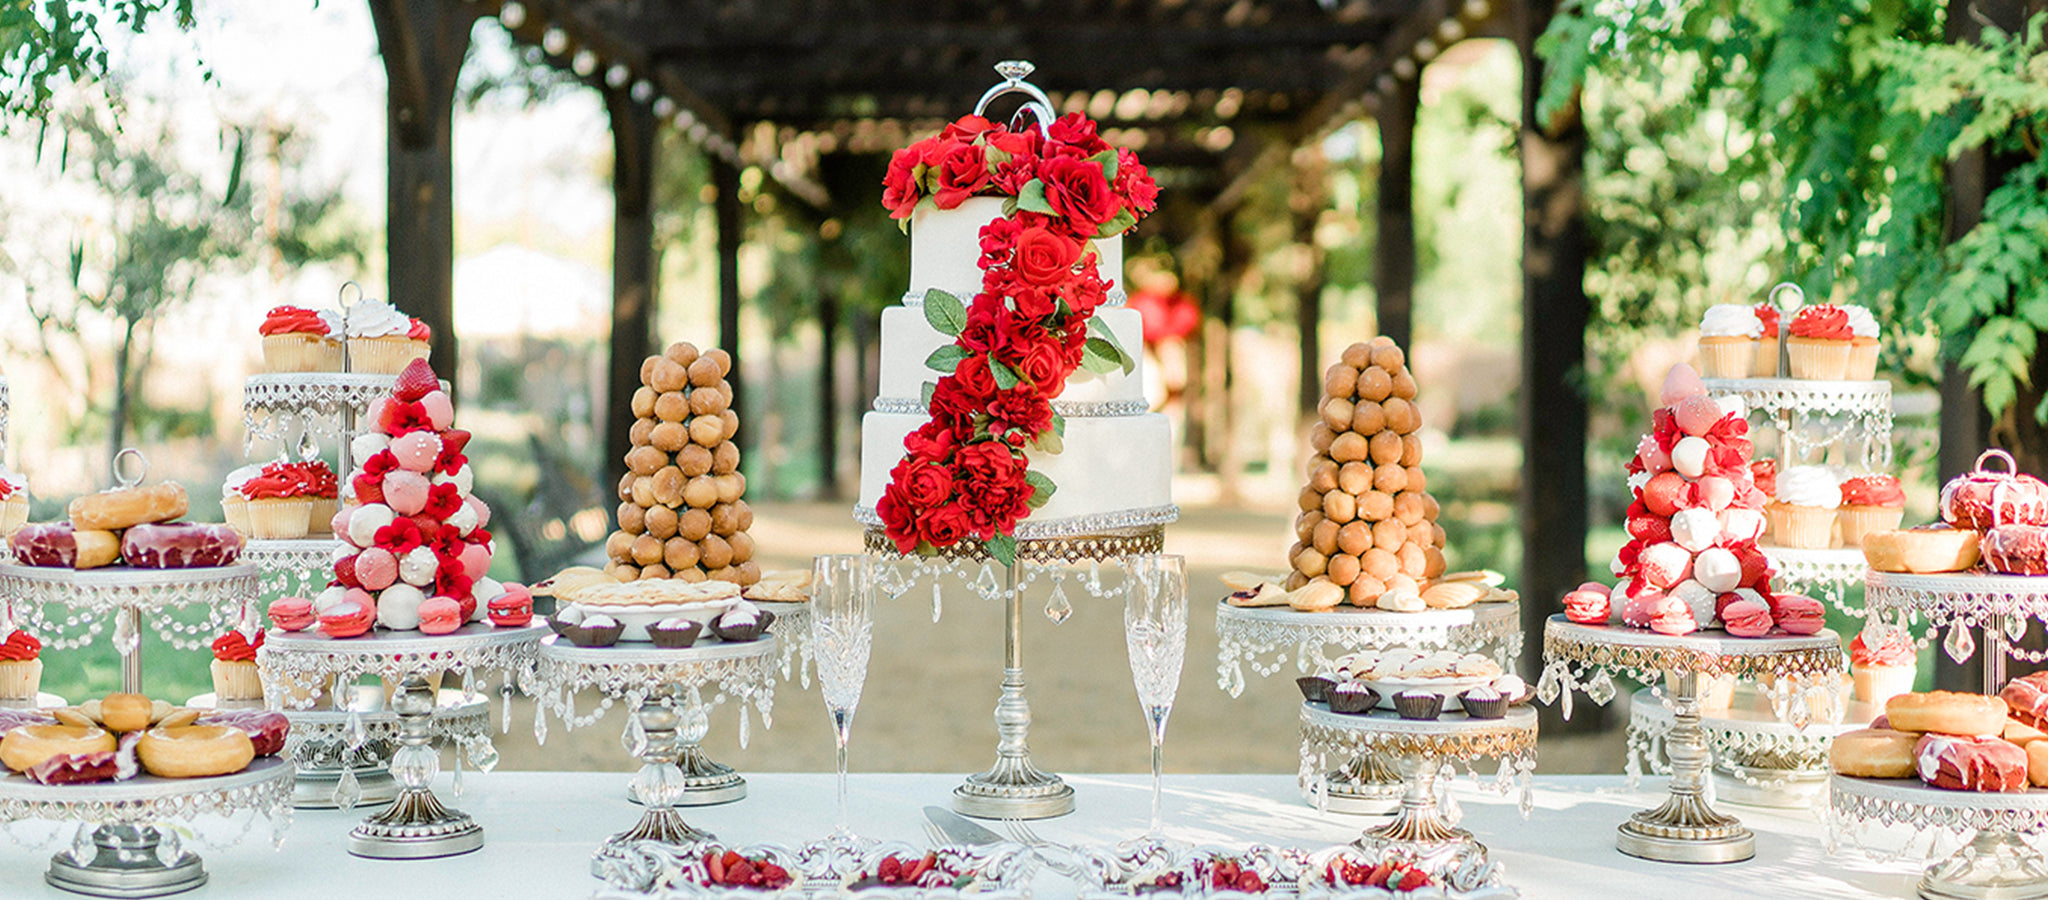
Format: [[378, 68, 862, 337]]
[[1515, 0, 1591, 677], [713, 157, 747, 455], [604, 85, 659, 493], [1374, 73, 1419, 351], [369, 0, 478, 380]]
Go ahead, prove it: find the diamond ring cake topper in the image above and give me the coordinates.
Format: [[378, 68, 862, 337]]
[[975, 60, 1057, 140]]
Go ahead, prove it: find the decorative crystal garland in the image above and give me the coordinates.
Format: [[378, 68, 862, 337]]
[[280, 693, 498, 804], [870, 396, 1151, 418], [528, 639, 777, 750], [241, 538, 346, 599], [1865, 570, 2048, 664], [1537, 622, 1847, 727], [240, 372, 404, 454], [257, 629, 539, 737], [0, 564, 258, 655], [865, 531, 1159, 626], [1701, 377, 1894, 474], [1763, 546, 1869, 619], [1212, 602, 1523, 698], [855, 505, 1176, 544], [0, 758, 295, 851], [1624, 693, 1836, 792], [902, 287, 1128, 308], [1827, 773, 2048, 869]]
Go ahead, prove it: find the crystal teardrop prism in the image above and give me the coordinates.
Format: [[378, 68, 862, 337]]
[[1044, 580, 1073, 625], [334, 767, 362, 811], [1945, 625, 1976, 663]]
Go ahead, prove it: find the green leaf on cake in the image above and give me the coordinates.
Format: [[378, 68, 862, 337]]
[[1050, 413, 1066, 438], [1032, 427, 1064, 455], [1001, 196, 1019, 218], [1024, 470, 1058, 508], [923, 289, 967, 336], [1017, 179, 1057, 216], [1095, 207, 1136, 238], [921, 381, 937, 408], [990, 359, 1020, 389], [985, 146, 1011, 168], [1081, 336, 1134, 375], [986, 533, 1017, 567], [924, 345, 971, 374], [1089, 149, 1118, 184]]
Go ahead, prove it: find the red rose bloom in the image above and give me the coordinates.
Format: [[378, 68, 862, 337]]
[[1013, 226, 1081, 287], [1047, 112, 1109, 154], [881, 145, 925, 219], [1038, 156, 1121, 233], [1017, 340, 1067, 394], [932, 142, 992, 209], [919, 502, 972, 548], [877, 482, 920, 553], [895, 457, 955, 508], [987, 391, 1053, 442], [927, 377, 983, 431], [952, 351, 999, 400], [940, 115, 1000, 144], [1011, 285, 1057, 321], [1114, 148, 1159, 215], [954, 443, 1032, 538]]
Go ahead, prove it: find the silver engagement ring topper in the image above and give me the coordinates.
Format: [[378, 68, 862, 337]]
[[974, 60, 1057, 140]]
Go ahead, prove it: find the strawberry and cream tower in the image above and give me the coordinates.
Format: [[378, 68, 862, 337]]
[[314, 359, 500, 634]]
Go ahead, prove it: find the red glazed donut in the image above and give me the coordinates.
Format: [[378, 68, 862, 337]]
[[2004, 672, 2048, 730], [1983, 525, 2048, 576], [1942, 450, 2048, 530], [1915, 733, 2028, 792], [121, 523, 244, 568]]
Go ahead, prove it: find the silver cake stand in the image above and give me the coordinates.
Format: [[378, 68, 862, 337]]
[[1831, 776, 2048, 900], [1701, 376, 1894, 471], [529, 634, 776, 874], [1767, 545, 1875, 619], [242, 372, 399, 475], [0, 756, 293, 898], [1539, 615, 1846, 863], [1627, 685, 1876, 809], [190, 689, 491, 809], [238, 538, 344, 601], [1215, 599, 1521, 815], [1865, 570, 2048, 690], [1298, 703, 1535, 879], [0, 563, 259, 693], [257, 622, 543, 859]]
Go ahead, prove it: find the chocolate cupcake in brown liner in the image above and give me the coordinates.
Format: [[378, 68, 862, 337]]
[[1326, 682, 1378, 714], [1393, 690, 1443, 720], [559, 614, 625, 648], [710, 605, 775, 643], [1297, 675, 1337, 703], [1459, 685, 1508, 719], [648, 618, 704, 649]]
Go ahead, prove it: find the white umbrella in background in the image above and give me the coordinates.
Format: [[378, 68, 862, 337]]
[[453, 244, 609, 338]]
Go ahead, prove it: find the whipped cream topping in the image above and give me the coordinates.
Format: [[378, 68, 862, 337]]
[[1699, 304, 1763, 338], [342, 299, 413, 338], [1776, 465, 1843, 509], [222, 464, 262, 499], [1843, 304, 1879, 339]]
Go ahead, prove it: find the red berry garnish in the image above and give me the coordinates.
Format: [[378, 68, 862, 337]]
[[393, 359, 439, 402]]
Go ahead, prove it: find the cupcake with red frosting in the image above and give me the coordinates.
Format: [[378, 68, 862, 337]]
[[242, 462, 319, 539], [259, 305, 343, 373], [0, 623, 41, 702], [286, 461, 340, 536], [1787, 304, 1853, 380], [1850, 624, 1917, 706], [1752, 303, 1782, 377], [210, 615, 265, 703], [0, 466, 28, 538], [1839, 475, 1906, 547]]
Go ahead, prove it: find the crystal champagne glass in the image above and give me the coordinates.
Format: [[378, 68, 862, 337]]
[[811, 553, 875, 838], [1123, 554, 1188, 838]]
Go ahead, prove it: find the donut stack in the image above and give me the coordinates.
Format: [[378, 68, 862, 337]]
[[318, 359, 500, 637], [602, 342, 760, 587], [1285, 337, 1446, 607], [1565, 364, 1824, 637], [1830, 689, 2042, 791]]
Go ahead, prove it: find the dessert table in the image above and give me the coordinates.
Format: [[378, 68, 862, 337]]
[[0, 772, 1944, 898]]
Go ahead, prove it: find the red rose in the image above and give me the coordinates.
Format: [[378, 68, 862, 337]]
[[881, 145, 924, 219], [932, 142, 991, 209], [1037, 156, 1121, 232], [954, 442, 1032, 538], [900, 458, 954, 507], [1011, 285, 1057, 320], [903, 420, 957, 462], [877, 482, 920, 553], [1047, 112, 1109, 154], [926, 379, 983, 434], [1017, 339, 1067, 393], [988, 391, 1053, 441], [1114, 148, 1159, 215], [1013, 226, 1080, 287], [1062, 268, 1110, 317], [919, 501, 972, 548], [952, 351, 998, 399], [978, 217, 1022, 270], [940, 115, 1000, 144]]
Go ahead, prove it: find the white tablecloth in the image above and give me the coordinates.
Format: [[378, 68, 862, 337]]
[[2, 772, 1939, 898]]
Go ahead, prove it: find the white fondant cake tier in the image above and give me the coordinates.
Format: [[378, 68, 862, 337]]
[[877, 305, 1148, 407], [858, 410, 1174, 527], [908, 197, 1124, 300]]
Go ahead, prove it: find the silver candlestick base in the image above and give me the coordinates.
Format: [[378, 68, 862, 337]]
[[1354, 753, 1473, 858], [953, 663, 1073, 820], [1920, 830, 2048, 900], [626, 742, 744, 807], [1615, 668, 1753, 864], [603, 692, 715, 857], [46, 825, 206, 898], [348, 675, 483, 859]]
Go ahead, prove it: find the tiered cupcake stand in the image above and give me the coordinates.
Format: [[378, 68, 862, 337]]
[[0, 563, 257, 695], [1627, 685, 1876, 808], [240, 370, 403, 595], [257, 622, 544, 858], [1215, 601, 1521, 813], [1831, 570, 2048, 900], [193, 687, 491, 809], [1541, 615, 1845, 862], [528, 634, 776, 878]]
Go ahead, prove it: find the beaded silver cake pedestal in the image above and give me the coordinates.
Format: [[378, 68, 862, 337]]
[[1701, 376, 1894, 470], [1627, 685, 1875, 809], [190, 688, 491, 809], [864, 519, 1171, 820], [1540, 615, 1846, 863], [532, 634, 776, 873], [1865, 570, 2048, 691], [258, 622, 543, 859], [0, 756, 293, 898], [1298, 703, 1535, 878], [1215, 600, 1522, 815], [1831, 776, 2048, 900], [239, 538, 345, 600], [0, 563, 259, 694]]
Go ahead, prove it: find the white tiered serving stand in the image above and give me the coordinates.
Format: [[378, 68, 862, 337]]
[[528, 633, 776, 881], [257, 622, 543, 859], [1297, 702, 1535, 881], [1540, 615, 1846, 863], [1626, 685, 1876, 808], [0, 757, 294, 898], [0, 563, 258, 694], [1832, 569, 2048, 900], [191, 688, 491, 810], [1215, 600, 1521, 814]]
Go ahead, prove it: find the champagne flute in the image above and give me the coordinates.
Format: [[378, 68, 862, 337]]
[[1123, 554, 1187, 839], [811, 553, 875, 838]]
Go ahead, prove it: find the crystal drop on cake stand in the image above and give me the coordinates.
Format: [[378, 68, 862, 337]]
[[599, 688, 716, 859], [47, 824, 208, 898]]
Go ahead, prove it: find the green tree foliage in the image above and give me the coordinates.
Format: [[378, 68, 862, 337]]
[[0, 0, 195, 126]]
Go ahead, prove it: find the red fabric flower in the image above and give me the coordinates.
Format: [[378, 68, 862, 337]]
[[932, 142, 991, 209], [423, 483, 463, 520], [878, 482, 920, 554], [987, 391, 1053, 442], [1013, 226, 1080, 287], [362, 450, 398, 477], [434, 567, 473, 602], [882, 145, 926, 219], [893, 456, 955, 508], [374, 518, 424, 555], [919, 502, 971, 548], [940, 115, 1000, 144], [1047, 113, 1109, 155], [1038, 156, 1120, 232], [1016, 339, 1066, 393], [1113, 148, 1159, 216], [954, 442, 1032, 539]]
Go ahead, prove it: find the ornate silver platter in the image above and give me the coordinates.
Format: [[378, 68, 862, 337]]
[[0, 756, 293, 898], [1701, 376, 1893, 470], [532, 633, 777, 842], [1831, 775, 2048, 900], [1540, 615, 1845, 864], [239, 538, 344, 600], [1864, 569, 2048, 689], [1765, 545, 1872, 618], [1626, 685, 1877, 809], [1213, 601, 1522, 698], [241, 372, 398, 450], [0, 563, 260, 693]]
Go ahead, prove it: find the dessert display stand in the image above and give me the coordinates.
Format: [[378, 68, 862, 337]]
[[1832, 569, 2048, 900], [863, 521, 1169, 820], [1539, 615, 1845, 863], [1214, 601, 1522, 814], [528, 634, 776, 880], [0, 563, 258, 694], [256, 622, 543, 859], [0, 757, 294, 898], [1626, 685, 1876, 809], [189, 688, 490, 810], [1297, 702, 1534, 882]]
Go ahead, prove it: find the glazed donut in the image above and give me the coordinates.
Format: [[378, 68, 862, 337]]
[[136, 725, 254, 778], [196, 710, 288, 757], [2031, 741, 2048, 788], [1862, 525, 1980, 574], [1828, 728, 1918, 778], [1983, 525, 2048, 576], [68, 483, 187, 532], [1887, 691, 2009, 737], [99, 693, 154, 734], [2002, 672, 2048, 730], [0, 724, 116, 773], [7, 523, 120, 569], [1916, 733, 2027, 791], [121, 523, 243, 568]]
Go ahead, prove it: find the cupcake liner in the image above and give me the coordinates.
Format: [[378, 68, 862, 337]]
[[221, 496, 251, 536], [1848, 339, 1880, 380], [1326, 684, 1377, 715], [1853, 663, 1918, 705], [0, 659, 42, 701], [1787, 337, 1852, 380], [307, 497, 338, 535], [211, 659, 263, 701], [261, 333, 332, 373], [1752, 335, 1781, 377], [1459, 691, 1508, 719], [1838, 505, 1905, 548], [711, 609, 776, 643], [347, 336, 429, 375], [560, 621, 625, 648], [1296, 675, 1336, 703], [1696, 337, 1753, 379], [245, 497, 313, 540], [0, 495, 28, 538], [649, 621, 705, 649], [1393, 691, 1443, 720], [1768, 504, 1838, 550]]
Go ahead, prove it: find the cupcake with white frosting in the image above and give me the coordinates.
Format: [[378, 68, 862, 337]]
[[1844, 304, 1880, 380], [1768, 465, 1842, 549], [0, 467, 28, 538], [1697, 304, 1762, 378], [342, 298, 431, 374], [220, 464, 261, 536]]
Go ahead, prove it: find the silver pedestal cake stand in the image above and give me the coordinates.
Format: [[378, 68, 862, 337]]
[[1701, 376, 1893, 471], [241, 372, 413, 477], [863, 520, 1169, 820], [0, 563, 258, 693], [1539, 615, 1845, 863], [0, 756, 293, 898], [190, 688, 491, 809], [529, 634, 776, 877], [1216, 600, 1521, 815], [257, 622, 543, 859], [1626, 685, 1876, 809], [1865, 570, 2048, 690], [1298, 702, 1535, 879], [1831, 776, 2048, 900]]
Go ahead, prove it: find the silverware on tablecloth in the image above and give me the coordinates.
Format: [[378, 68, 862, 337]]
[[923, 806, 1006, 846]]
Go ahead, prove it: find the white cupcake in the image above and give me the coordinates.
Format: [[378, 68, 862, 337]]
[[1697, 304, 1762, 379]]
